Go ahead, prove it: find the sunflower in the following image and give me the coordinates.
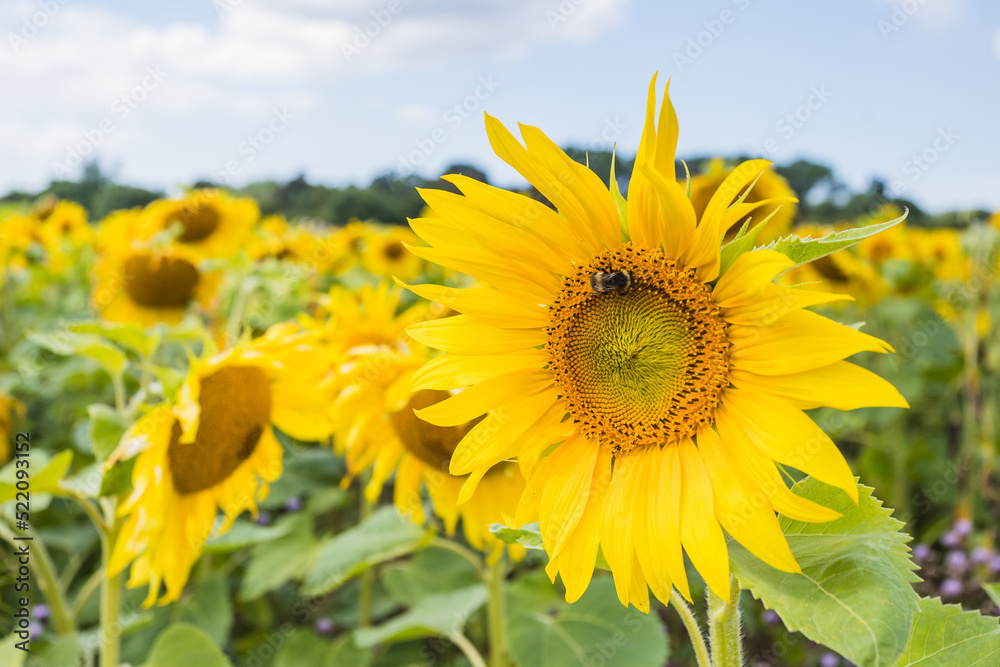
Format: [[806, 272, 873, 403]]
[[92, 245, 219, 326], [402, 75, 907, 610], [0, 391, 24, 465], [689, 158, 797, 245], [140, 189, 258, 258], [315, 283, 525, 562], [96, 209, 145, 253], [361, 225, 426, 281], [106, 324, 330, 605]]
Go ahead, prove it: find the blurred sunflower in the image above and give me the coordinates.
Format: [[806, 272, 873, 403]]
[[857, 215, 909, 265], [0, 391, 24, 464], [361, 225, 425, 281], [140, 189, 258, 258], [106, 324, 329, 605], [315, 283, 525, 562], [96, 209, 145, 253], [403, 75, 907, 610], [689, 157, 797, 245], [92, 245, 219, 326]]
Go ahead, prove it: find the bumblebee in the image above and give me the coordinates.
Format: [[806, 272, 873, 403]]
[[590, 270, 632, 295]]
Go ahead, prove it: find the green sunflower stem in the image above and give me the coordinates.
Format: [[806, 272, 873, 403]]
[[99, 500, 122, 667], [670, 589, 712, 667], [486, 556, 510, 667], [358, 486, 374, 628], [708, 575, 743, 667]]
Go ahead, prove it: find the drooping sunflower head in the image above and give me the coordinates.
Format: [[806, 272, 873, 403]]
[[403, 74, 907, 610], [140, 189, 258, 258], [107, 324, 330, 605], [316, 283, 525, 561], [92, 244, 220, 326], [689, 157, 797, 244]]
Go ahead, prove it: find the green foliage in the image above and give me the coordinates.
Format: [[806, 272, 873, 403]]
[[355, 585, 488, 647], [302, 507, 433, 597], [507, 572, 669, 667], [381, 546, 482, 606], [240, 513, 319, 601], [894, 596, 1000, 666], [764, 210, 908, 271], [143, 624, 232, 667], [731, 478, 920, 667], [273, 631, 372, 667]]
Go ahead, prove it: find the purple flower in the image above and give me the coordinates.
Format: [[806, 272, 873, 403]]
[[762, 610, 781, 626], [284, 497, 303, 512], [941, 577, 964, 599], [28, 622, 42, 640], [820, 652, 841, 667], [912, 543, 931, 561], [971, 546, 993, 566], [954, 518, 973, 537], [941, 530, 962, 548], [255, 511, 272, 526], [990, 555, 1000, 573], [33, 604, 49, 621], [315, 617, 334, 634], [945, 550, 968, 573]]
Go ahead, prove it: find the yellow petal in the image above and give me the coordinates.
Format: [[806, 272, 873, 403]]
[[449, 389, 559, 475], [723, 389, 858, 503], [630, 448, 673, 607], [410, 349, 546, 391], [600, 452, 640, 607], [713, 250, 793, 309], [730, 362, 908, 411], [651, 444, 691, 601], [537, 438, 600, 558], [416, 369, 553, 427], [406, 244, 558, 303], [697, 426, 800, 573], [678, 438, 730, 599], [398, 280, 548, 329], [715, 403, 842, 523], [407, 315, 545, 355], [730, 309, 892, 376]]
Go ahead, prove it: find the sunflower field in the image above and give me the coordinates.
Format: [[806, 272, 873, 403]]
[[2, 78, 1000, 667]]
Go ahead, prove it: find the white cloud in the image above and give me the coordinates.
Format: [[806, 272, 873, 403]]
[[0, 0, 628, 189]]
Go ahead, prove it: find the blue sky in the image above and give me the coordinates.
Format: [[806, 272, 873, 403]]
[[2, 0, 998, 214]]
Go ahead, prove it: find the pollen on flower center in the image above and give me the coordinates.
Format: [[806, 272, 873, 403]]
[[547, 244, 730, 453], [169, 203, 221, 243], [122, 254, 200, 308], [389, 389, 481, 472], [168, 366, 272, 494]]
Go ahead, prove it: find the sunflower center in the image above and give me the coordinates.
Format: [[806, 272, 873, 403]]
[[168, 366, 272, 494], [384, 241, 405, 261], [169, 204, 221, 243], [122, 254, 200, 308], [389, 390, 481, 472], [547, 245, 730, 453]]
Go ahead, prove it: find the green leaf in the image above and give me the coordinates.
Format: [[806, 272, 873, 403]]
[[239, 513, 319, 601], [67, 321, 160, 357], [731, 478, 919, 667], [353, 584, 487, 647], [171, 574, 233, 646], [507, 572, 669, 667], [984, 583, 1000, 608], [87, 403, 130, 462], [489, 522, 544, 550], [0, 630, 27, 667], [27, 330, 127, 379], [205, 517, 292, 553], [381, 546, 481, 606], [25, 633, 80, 667], [763, 209, 907, 271], [301, 506, 432, 598], [0, 450, 74, 503], [894, 596, 1000, 666], [143, 623, 231, 667], [273, 631, 372, 667]]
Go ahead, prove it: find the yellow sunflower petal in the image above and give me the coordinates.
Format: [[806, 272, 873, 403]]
[[410, 349, 546, 392], [730, 362, 909, 411], [723, 389, 858, 502], [398, 280, 548, 329], [407, 315, 545, 355], [678, 438, 730, 599]]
